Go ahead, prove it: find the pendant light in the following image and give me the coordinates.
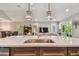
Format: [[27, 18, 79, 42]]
[[25, 3, 32, 20], [47, 3, 52, 20]]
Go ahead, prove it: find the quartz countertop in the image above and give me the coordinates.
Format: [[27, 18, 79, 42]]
[[0, 35, 79, 47]]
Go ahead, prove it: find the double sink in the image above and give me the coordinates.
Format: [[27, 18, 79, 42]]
[[24, 39, 55, 43]]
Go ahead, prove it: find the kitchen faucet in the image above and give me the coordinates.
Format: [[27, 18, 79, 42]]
[[38, 34, 41, 40]]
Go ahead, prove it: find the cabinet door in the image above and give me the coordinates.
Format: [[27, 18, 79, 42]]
[[40, 47, 67, 56], [68, 47, 79, 56], [11, 47, 40, 56], [0, 48, 9, 56]]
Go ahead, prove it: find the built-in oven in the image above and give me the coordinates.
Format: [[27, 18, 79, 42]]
[[39, 27, 49, 33]]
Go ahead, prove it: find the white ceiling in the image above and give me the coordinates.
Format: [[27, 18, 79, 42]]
[[0, 3, 79, 22]]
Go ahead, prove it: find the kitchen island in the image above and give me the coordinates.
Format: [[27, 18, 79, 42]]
[[0, 35, 79, 56]]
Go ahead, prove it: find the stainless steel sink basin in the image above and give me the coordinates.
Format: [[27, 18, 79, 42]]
[[24, 39, 55, 43]]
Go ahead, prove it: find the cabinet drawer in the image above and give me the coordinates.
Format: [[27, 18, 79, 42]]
[[40, 47, 67, 56], [11, 47, 40, 56], [68, 47, 79, 56]]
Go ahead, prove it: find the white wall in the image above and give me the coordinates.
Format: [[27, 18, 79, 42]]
[[72, 22, 79, 38], [0, 22, 15, 31]]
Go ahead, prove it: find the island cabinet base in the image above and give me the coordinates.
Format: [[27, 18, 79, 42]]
[[40, 47, 67, 56], [10, 47, 40, 56], [10, 47, 67, 56], [1, 47, 79, 56], [68, 47, 79, 56]]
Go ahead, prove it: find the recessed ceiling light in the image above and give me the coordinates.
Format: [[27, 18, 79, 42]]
[[65, 8, 69, 12], [17, 5, 21, 7]]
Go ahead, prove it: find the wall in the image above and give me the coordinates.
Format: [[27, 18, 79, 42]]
[[0, 20, 59, 36], [30, 22, 59, 35], [0, 22, 14, 31], [72, 22, 79, 38]]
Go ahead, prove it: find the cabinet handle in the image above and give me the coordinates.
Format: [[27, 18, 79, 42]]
[[14, 53, 36, 56], [43, 53, 64, 56]]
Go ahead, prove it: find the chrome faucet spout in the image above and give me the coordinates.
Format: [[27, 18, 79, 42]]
[[38, 35, 41, 40]]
